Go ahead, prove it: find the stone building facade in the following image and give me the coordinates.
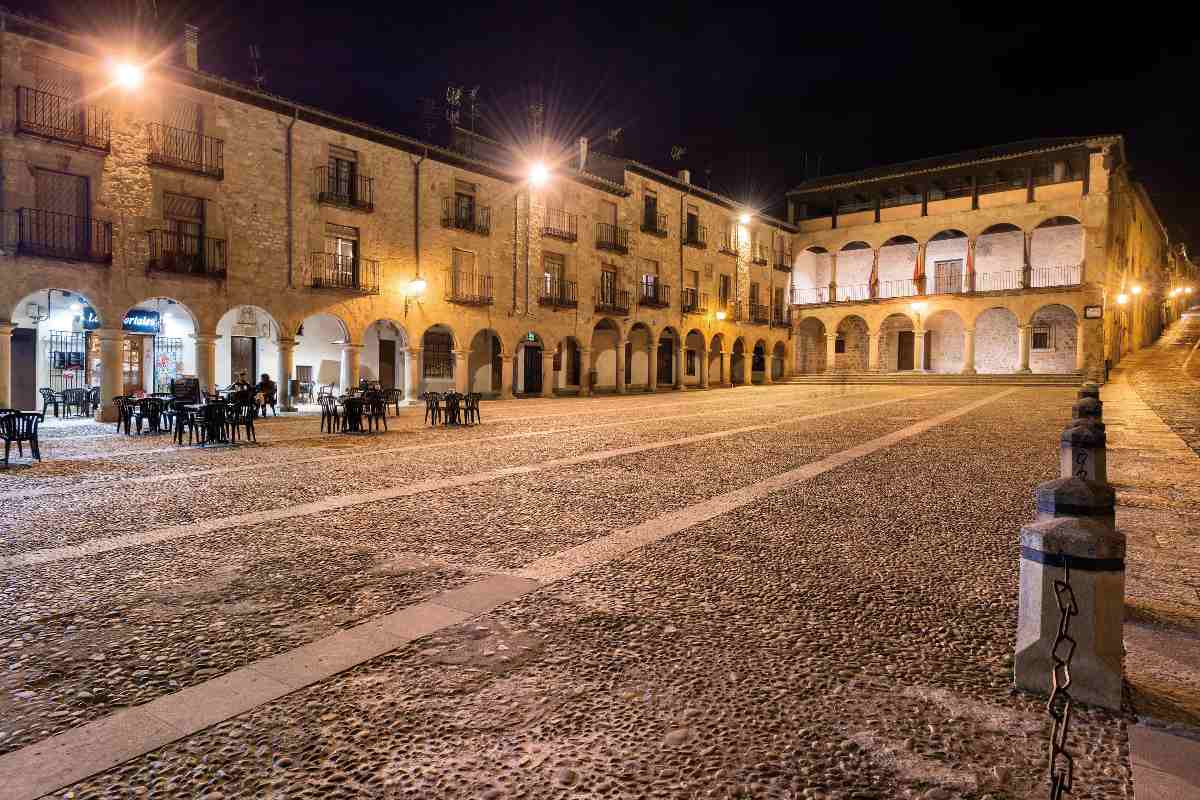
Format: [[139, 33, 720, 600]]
[[0, 11, 1192, 419]]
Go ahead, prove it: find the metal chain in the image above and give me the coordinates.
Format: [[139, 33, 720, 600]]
[[1048, 560, 1078, 799]]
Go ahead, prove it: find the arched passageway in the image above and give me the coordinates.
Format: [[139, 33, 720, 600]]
[[218, 305, 282, 391], [363, 319, 410, 396], [626, 323, 653, 390], [924, 309, 966, 373], [514, 331, 547, 396], [591, 318, 623, 392], [420, 324, 457, 395], [9, 289, 103, 411], [555, 336, 583, 393], [708, 332, 726, 386], [684, 329, 706, 388], [879, 313, 918, 372], [731, 338, 747, 384], [466, 328, 503, 395], [751, 340, 767, 383], [795, 318, 826, 375], [1029, 304, 1080, 374], [656, 327, 681, 388], [772, 341, 786, 380], [833, 315, 869, 371], [975, 307, 1019, 373]]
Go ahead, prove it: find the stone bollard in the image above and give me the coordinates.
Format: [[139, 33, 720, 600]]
[[1014, 390, 1125, 710]]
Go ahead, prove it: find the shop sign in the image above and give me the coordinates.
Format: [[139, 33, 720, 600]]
[[81, 306, 161, 334]]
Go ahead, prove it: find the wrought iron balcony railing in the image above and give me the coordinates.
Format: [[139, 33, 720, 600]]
[[444, 269, 493, 305], [681, 288, 709, 314], [973, 270, 1022, 292], [147, 230, 227, 277], [1029, 264, 1082, 288], [836, 283, 871, 302], [441, 199, 491, 235], [596, 222, 630, 254], [791, 287, 830, 305], [594, 286, 631, 315], [315, 166, 373, 211], [539, 276, 578, 308], [752, 245, 770, 266], [641, 212, 668, 237], [748, 302, 770, 325], [683, 223, 707, 249], [774, 251, 793, 273], [928, 272, 965, 295], [771, 305, 792, 328], [308, 252, 380, 293], [148, 123, 224, 178], [719, 231, 738, 256], [12, 209, 112, 263], [543, 208, 578, 241], [639, 278, 671, 308], [16, 86, 110, 151], [877, 278, 918, 299]]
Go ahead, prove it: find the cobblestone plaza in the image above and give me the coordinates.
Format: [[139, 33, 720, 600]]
[[1, 313, 1198, 799]]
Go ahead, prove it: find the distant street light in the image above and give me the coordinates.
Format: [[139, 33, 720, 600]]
[[529, 162, 549, 187], [112, 61, 144, 90]]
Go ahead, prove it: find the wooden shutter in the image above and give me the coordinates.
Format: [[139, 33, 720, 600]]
[[35, 169, 87, 217]]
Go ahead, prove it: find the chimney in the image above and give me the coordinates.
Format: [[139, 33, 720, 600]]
[[578, 136, 588, 172], [678, 169, 690, 185], [184, 24, 199, 70]]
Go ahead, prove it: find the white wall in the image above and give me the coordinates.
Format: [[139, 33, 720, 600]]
[[293, 314, 346, 391], [975, 230, 1024, 276], [591, 327, 621, 389], [836, 249, 873, 296], [924, 237, 969, 286], [1030, 224, 1084, 269], [925, 312, 965, 373], [878, 244, 917, 295], [362, 321, 408, 392], [216, 307, 281, 389]]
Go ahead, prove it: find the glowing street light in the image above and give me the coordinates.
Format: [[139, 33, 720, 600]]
[[406, 277, 427, 296], [1116, 294, 1128, 305], [1130, 284, 1143, 296], [111, 61, 144, 90], [528, 162, 549, 188], [1187, 287, 1195, 295], [715, 310, 727, 321], [738, 212, 752, 225], [911, 301, 927, 313]]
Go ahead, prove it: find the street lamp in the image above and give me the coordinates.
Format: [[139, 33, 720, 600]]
[[1116, 294, 1128, 305], [1130, 284, 1143, 296], [529, 162, 549, 188], [739, 212, 752, 225], [111, 60, 144, 90], [715, 310, 727, 321]]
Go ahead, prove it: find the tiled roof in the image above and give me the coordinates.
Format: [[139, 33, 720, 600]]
[[787, 136, 1123, 195]]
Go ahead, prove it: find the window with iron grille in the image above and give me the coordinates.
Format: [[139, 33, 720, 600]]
[[719, 274, 731, 305], [454, 179, 476, 225], [1032, 325, 1053, 351], [749, 282, 760, 304], [686, 349, 697, 376], [328, 146, 357, 199], [423, 331, 454, 378], [165, 192, 204, 240], [296, 365, 313, 383], [48, 330, 87, 391], [835, 337, 846, 354]]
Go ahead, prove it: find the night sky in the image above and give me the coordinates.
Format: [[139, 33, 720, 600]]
[[12, 1, 1199, 249]]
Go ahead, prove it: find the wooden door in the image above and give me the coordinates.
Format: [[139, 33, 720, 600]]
[[923, 330, 933, 370], [230, 336, 256, 384], [522, 346, 542, 393], [625, 342, 633, 385], [657, 338, 673, 385], [897, 331, 915, 371], [122, 337, 144, 395], [11, 328, 36, 410], [379, 339, 396, 390]]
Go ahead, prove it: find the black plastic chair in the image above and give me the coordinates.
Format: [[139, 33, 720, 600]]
[[442, 392, 462, 426], [132, 397, 165, 434], [227, 400, 257, 443], [384, 388, 404, 415], [112, 396, 134, 435], [364, 391, 388, 432], [38, 388, 60, 418], [423, 392, 442, 426], [320, 396, 342, 433], [463, 393, 482, 425], [341, 397, 365, 433], [2, 411, 44, 464]]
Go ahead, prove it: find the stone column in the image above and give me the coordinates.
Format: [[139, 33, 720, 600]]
[[579, 347, 593, 396], [1017, 324, 1032, 373], [867, 330, 882, 373], [540, 351, 555, 398], [340, 343, 362, 391], [824, 334, 837, 373], [407, 348, 422, 399], [194, 333, 218, 396], [95, 328, 125, 423], [1076, 319, 1087, 373], [500, 352, 514, 399], [674, 344, 685, 390], [962, 327, 977, 375], [277, 337, 297, 411], [720, 350, 732, 387], [698, 347, 708, 388], [615, 341, 626, 394], [646, 344, 657, 393], [0, 323, 12, 408], [913, 328, 926, 373], [453, 350, 469, 394], [763, 351, 774, 384]]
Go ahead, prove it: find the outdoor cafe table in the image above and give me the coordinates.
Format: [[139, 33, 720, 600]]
[[338, 396, 365, 433], [176, 401, 230, 445]]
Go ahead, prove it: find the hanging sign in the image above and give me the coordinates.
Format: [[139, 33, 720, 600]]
[[1084, 305, 1102, 319], [81, 306, 162, 334]]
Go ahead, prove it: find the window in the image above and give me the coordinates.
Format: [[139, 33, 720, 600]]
[[296, 365, 313, 383], [324, 223, 359, 283], [643, 190, 658, 228], [642, 258, 659, 284], [454, 179, 476, 226], [835, 337, 846, 354], [35, 168, 88, 217], [718, 274, 732, 306], [686, 269, 699, 290], [451, 248, 476, 296], [327, 146, 357, 201], [749, 282, 760, 304], [1032, 325, 1053, 351], [600, 266, 618, 303], [544, 251, 565, 295], [166, 99, 202, 133], [686, 204, 700, 240], [423, 331, 453, 378], [686, 349, 697, 376], [163, 192, 204, 266]]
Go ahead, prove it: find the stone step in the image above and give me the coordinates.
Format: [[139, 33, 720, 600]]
[[781, 372, 1082, 386]]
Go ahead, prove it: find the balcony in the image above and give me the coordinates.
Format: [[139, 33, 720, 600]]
[[791, 287, 830, 306], [641, 212, 668, 237], [594, 286, 631, 315], [681, 288, 709, 315], [719, 231, 738, 256], [1030, 264, 1082, 288], [774, 252, 793, 273], [596, 222, 630, 254], [16, 86, 110, 151], [751, 245, 769, 266], [877, 279, 918, 299], [444, 269, 493, 305], [543, 208, 578, 242], [771, 305, 792, 328], [835, 284, 871, 302], [973, 270, 1022, 292], [148, 124, 224, 179], [308, 252, 380, 294], [12, 209, 112, 263], [442, 199, 491, 235], [683, 223, 707, 249], [146, 230, 226, 278], [315, 166, 373, 211], [748, 302, 770, 325], [639, 279, 671, 308], [539, 276, 578, 309]]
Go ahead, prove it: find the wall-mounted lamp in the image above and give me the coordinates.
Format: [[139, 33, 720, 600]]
[[529, 162, 549, 188], [111, 60, 144, 91], [715, 310, 727, 321], [738, 212, 752, 225], [1187, 287, 1194, 295], [403, 276, 427, 316], [1116, 294, 1128, 305], [1130, 284, 1143, 296]]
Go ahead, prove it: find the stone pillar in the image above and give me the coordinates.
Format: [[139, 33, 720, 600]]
[[95, 328, 125, 423], [340, 343, 362, 391], [824, 334, 837, 373], [913, 328, 926, 373], [646, 344, 657, 393], [453, 350, 469, 394], [1076, 319, 1087, 373], [674, 344, 685, 390], [1017, 324, 1032, 373], [720, 350, 732, 387], [278, 337, 296, 411], [541, 351, 555, 398], [763, 351, 774, 383], [698, 347, 708, 388], [962, 327, 977, 375], [615, 341, 626, 394], [1014, 388, 1124, 710], [194, 333, 218, 396], [407, 348, 422, 399], [0, 323, 12, 408], [500, 352, 514, 399], [867, 330, 882, 373], [580, 347, 593, 396]]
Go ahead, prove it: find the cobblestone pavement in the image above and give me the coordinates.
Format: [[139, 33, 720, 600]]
[[1126, 308, 1200, 455], [0, 381, 1147, 798]]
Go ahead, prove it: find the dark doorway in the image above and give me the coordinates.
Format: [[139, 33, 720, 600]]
[[230, 336, 256, 383], [490, 337, 503, 392], [12, 328, 36, 411], [656, 337, 674, 385], [522, 345, 543, 394], [923, 330, 933, 371], [624, 342, 632, 385], [379, 339, 396, 390], [897, 331, 915, 370], [567, 342, 581, 386]]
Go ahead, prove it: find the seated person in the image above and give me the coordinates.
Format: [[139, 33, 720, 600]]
[[255, 373, 277, 416]]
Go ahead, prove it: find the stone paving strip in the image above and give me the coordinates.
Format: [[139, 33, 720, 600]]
[[0, 388, 942, 570], [0, 388, 1018, 799], [3, 386, 884, 501], [0, 391, 979, 754]]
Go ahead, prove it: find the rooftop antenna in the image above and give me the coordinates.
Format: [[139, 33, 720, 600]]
[[466, 86, 481, 133], [249, 44, 266, 90], [528, 103, 545, 143], [446, 86, 463, 128], [670, 145, 687, 162]]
